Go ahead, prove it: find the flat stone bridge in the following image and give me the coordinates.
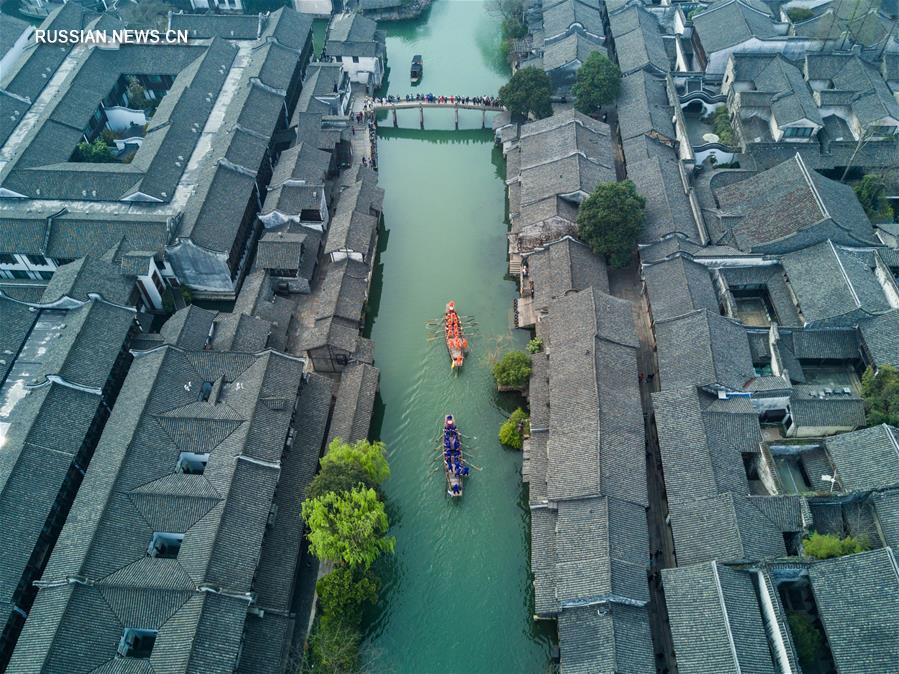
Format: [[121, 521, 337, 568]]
[[369, 99, 506, 129]]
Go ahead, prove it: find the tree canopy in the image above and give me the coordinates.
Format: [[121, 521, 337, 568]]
[[321, 438, 390, 486], [316, 566, 380, 627], [302, 486, 395, 568], [493, 350, 532, 388], [576, 180, 645, 268], [861, 365, 899, 426], [499, 67, 553, 120], [573, 52, 621, 116], [306, 460, 376, 501]]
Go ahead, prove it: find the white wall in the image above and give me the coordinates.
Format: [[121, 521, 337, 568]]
[[335, 55, 383, 89], [0, 23, 34, 81]]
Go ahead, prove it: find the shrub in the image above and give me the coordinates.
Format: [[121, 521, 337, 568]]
[[787, 611, 823, 670], [802, 531, 870, 560], [576, 180, 645, 268], [786, 6, 814, 22], [493, 350, 532, 388], [527, 337, 543, 354], [499, 67, 553, 120], [72, 138, 116, 163], [712, 107, 736, 146], [302, 487, 395, 568], [861, 364, 899, 426], [573, 52, 621, 116], [321, 438, 390, 486], [499, 408, 529, 449]]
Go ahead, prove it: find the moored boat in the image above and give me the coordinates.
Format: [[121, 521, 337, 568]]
[[444, 300, 468, 369], [411, 54, 423, 83], [442, 414, 469, 497]]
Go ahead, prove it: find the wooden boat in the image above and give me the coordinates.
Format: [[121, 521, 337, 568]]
[[411, 54, 423, 83], [442, 414, 469, 497], [444, 300, 468, 369]]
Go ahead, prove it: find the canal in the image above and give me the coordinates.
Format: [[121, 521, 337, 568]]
[[362, 1, 554, 672]]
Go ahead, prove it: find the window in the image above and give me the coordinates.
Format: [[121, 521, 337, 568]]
[[147, 532, 184, 559], [334, 55, 342, 62], [352, 56, 360, 63], [10, 270, 29, 279], [176, 451, 209, 474], [25, 254, 47, 266], [782, 126, 813, 139], [0, 253, 16, 265], [869, 125, 897, 137], [118, 628, 158, 658]]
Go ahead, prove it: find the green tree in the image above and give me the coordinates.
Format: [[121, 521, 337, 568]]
[[802, 531, 870, 560], [321, 438, 390, 486], [785, 7, 814, 22], [573, 52, 621, 116], [493, 350, 532, 388], [316, 567, 379, 627], [499, 67, 553, 120], [853, 174, 886, 219], [499, 408, 530, 449], [576, 180, 645, 267], [527, 337, 543, 354], [302, 487, 395, 568], [306, 460, 376, 501], [72, 138, 116, 163], [861, 364, 899, 426], [787, 611, 823, 670]]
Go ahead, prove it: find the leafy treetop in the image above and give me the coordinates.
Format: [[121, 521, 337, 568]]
[[499, 67, 553, 120], [498, 408, 530, 450], [302, 486, 395, 568], [573, 52, 621, 116], [321, 438, 391, 486], [576, 180, 645, 268]]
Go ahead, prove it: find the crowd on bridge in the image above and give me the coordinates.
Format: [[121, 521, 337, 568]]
[[366, 94, 503, 107]]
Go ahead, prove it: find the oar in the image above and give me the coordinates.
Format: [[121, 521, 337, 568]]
[[465, 462, 484, 471]]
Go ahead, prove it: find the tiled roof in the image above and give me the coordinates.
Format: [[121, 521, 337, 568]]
[[652, 387, 760, 506], [256, 231, 306, 271], [654, 309, 755, 390], [617, 70, 675, 143], [526, 236, 609, 313], [859, 308, 899, 367], [782, 241, 892, 325], [327, 363, 380, 445], [668, 492, 794, 565], [545, 288, 645, 505], [691, 0, 778, 54], [8, 346, 315, 672], [711, 156, 878, 253], [608, 5, 670, 74], [557, 603, 655, 674], [809, 549, 899, 674], [643, 254, 718, 322], [825, 425, 899, 491], [663, 562, 779, 673]]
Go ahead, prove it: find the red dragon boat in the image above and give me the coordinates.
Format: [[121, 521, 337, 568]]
[[444, 301, 468, 369]]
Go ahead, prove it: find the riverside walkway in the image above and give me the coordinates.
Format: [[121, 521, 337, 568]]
[[366, 96, 506, 129]]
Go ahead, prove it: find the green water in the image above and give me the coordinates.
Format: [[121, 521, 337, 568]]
[[362, 2, 553, 672]]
